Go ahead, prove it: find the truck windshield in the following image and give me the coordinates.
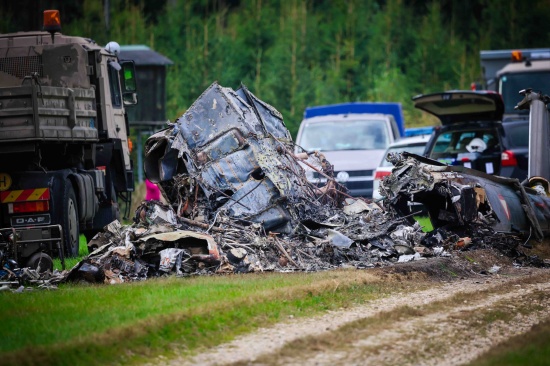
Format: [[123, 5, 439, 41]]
[[299, 119, 388, 152], [500, 71, 550, 114]]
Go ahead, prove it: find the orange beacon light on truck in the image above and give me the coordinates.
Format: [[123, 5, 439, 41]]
[[43, 10, 61, 33]]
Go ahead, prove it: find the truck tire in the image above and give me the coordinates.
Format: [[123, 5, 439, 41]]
[[83, 182, 119, 253], [26, 252, 54, 273], [63, 182, 80, 257]]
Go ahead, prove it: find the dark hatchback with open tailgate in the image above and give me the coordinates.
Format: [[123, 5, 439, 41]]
[[414, 90, 528, 181]]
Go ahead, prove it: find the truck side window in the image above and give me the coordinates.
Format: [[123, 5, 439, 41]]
[[108, 61, 122, 108]]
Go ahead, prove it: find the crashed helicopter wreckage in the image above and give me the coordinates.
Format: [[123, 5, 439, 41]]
[[5, 83, 546, 288], [380, 152, 550, 249], [66, 82, 434, 284], [380, 89, 550, 249], [65, 154, 543, 285]]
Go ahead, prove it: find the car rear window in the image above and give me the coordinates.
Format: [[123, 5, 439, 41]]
[[503, 123, 529, 148], [428, 128, 499, 158]]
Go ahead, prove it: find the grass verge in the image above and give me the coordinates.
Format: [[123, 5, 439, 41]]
[[0, 268, 429, 366], [53, 235, 88, 270]]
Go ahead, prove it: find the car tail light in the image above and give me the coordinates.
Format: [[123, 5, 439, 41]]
[[374, 170, 391, 180], [501, 150, 518, 167], [9, 201, 50, 214]]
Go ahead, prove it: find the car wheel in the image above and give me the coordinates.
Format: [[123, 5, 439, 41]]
[[63, 182, 80, 257]]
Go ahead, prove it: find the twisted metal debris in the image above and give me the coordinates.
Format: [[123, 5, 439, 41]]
[[2, 83, 543, 288]]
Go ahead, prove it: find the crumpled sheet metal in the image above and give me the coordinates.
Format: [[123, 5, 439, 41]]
[[379, 153, 549, 239], [144, 82, 338, 233], [66, 195, 442, 284], [136, 230, 220, 262], [0, 267, 65, 291]]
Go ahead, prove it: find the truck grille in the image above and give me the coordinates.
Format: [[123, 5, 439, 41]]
[[0, 56, 43, 79]]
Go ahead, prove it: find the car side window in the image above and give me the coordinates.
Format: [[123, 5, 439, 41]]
[[433, 133, 452, 153]]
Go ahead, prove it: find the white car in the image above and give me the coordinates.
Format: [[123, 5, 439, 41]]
[[372, 134, 432, 201], [295, 104, 403, 198]]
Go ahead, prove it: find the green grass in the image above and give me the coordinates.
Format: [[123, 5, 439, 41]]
[[469, 319, 550, 366], [53, 235, 88, 270], [0, 268, 418, 366]]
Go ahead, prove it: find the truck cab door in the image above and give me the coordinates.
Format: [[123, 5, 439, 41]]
[[120, 61, 138, 106], [98, 57, 135, 194]]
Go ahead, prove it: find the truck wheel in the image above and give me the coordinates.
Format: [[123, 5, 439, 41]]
[[63, 183, 80, 257], [26, 252, 54, 273]]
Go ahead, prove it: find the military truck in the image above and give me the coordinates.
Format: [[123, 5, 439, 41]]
[[478, 48, 550, 120], [0, 10, 137, 271]]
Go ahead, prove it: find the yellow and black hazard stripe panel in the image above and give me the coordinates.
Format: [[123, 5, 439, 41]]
[[0, 188, 50, 203]]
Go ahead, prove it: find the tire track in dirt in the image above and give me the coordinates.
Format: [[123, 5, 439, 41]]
[[303, 279, 550, 366], [160, 267, 550, 366]]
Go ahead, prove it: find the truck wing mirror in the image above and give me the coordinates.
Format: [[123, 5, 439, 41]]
[[120, 61, 138, 106]]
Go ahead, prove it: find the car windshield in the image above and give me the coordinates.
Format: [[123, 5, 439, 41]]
[[500, 71, 550, 115], [299, 119, 389, 151], [429, 128, 499, 160], [381, 143, 427, 167]]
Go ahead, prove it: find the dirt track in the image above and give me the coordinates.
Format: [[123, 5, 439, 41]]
[[152, 249, 550, 366]]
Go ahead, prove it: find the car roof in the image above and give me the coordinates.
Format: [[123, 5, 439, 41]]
[[412, 90, 504, 125], [300, 113, 391, 123]]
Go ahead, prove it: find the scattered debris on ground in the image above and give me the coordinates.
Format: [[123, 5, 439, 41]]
[[1, 82, 548, 289]]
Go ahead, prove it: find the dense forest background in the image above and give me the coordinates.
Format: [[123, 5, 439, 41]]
[[2, 0, 550, 136]]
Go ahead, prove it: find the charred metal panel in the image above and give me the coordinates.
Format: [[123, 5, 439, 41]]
[[144, 82, 329, 233], [198, 128, 246, 163], [235, 85, 291, 140], [175, 83, 258, 152], [516, 89, 550, 179], [143, 133, 183, 183]]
